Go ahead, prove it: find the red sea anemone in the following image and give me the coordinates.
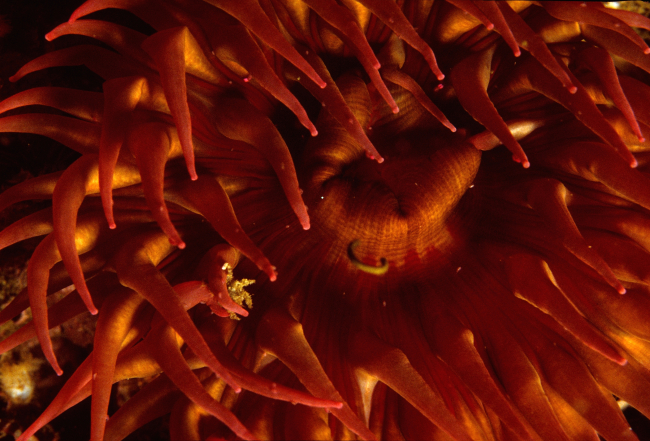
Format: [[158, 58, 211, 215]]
[[2, 0, 650, 440]]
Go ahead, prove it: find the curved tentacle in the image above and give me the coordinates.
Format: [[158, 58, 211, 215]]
[[424, 313, 535, 440], [382, 68, 456, 132], [201, 0, 326, 88], [0, 114, 100, 155], [297, 52, 383, 162], [450, 46, 530, 167], [89, 288, 149, 441], [104, 375, 181, 441], [543, 2, 650, 55], [10, 45, 143, 82], [0, 87, 104, 122], [52, 155, 108, 315], [494, 57, 638, 167], [211, 97, 310, 230], [170, 177, 276, 281], [197, 317, 344, 409], [296, 0, 399, 113], [496, 1, 576, 92], [0, 272, 114, 356], [504, 253, 625, 364], [256, 308, 376, 441], [112, 230, 241, 392], [525, 178, 626, 295], [98, 76, 148, 229], [26, 209, 112, 376], [577, 46, 644, 142], [15, 355, 94, 441], [141, 27, 203, 181], [0, 208, 53, 250], [203, 21, 318, 136], [150, 322, 256, 440], [358, 0, 445, 80], [474, 1, 520, 57], [349, 330, 473, 441], [46, 19, 149, 63], [125, 121, 186, 248]]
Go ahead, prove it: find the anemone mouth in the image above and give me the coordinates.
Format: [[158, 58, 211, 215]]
[[296, 77, 480, 273]]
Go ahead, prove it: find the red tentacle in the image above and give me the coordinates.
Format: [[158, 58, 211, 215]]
[[451, 47, 530, 167]]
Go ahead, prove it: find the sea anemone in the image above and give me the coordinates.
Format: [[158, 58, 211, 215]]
[[2, 0, 650, 440]]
